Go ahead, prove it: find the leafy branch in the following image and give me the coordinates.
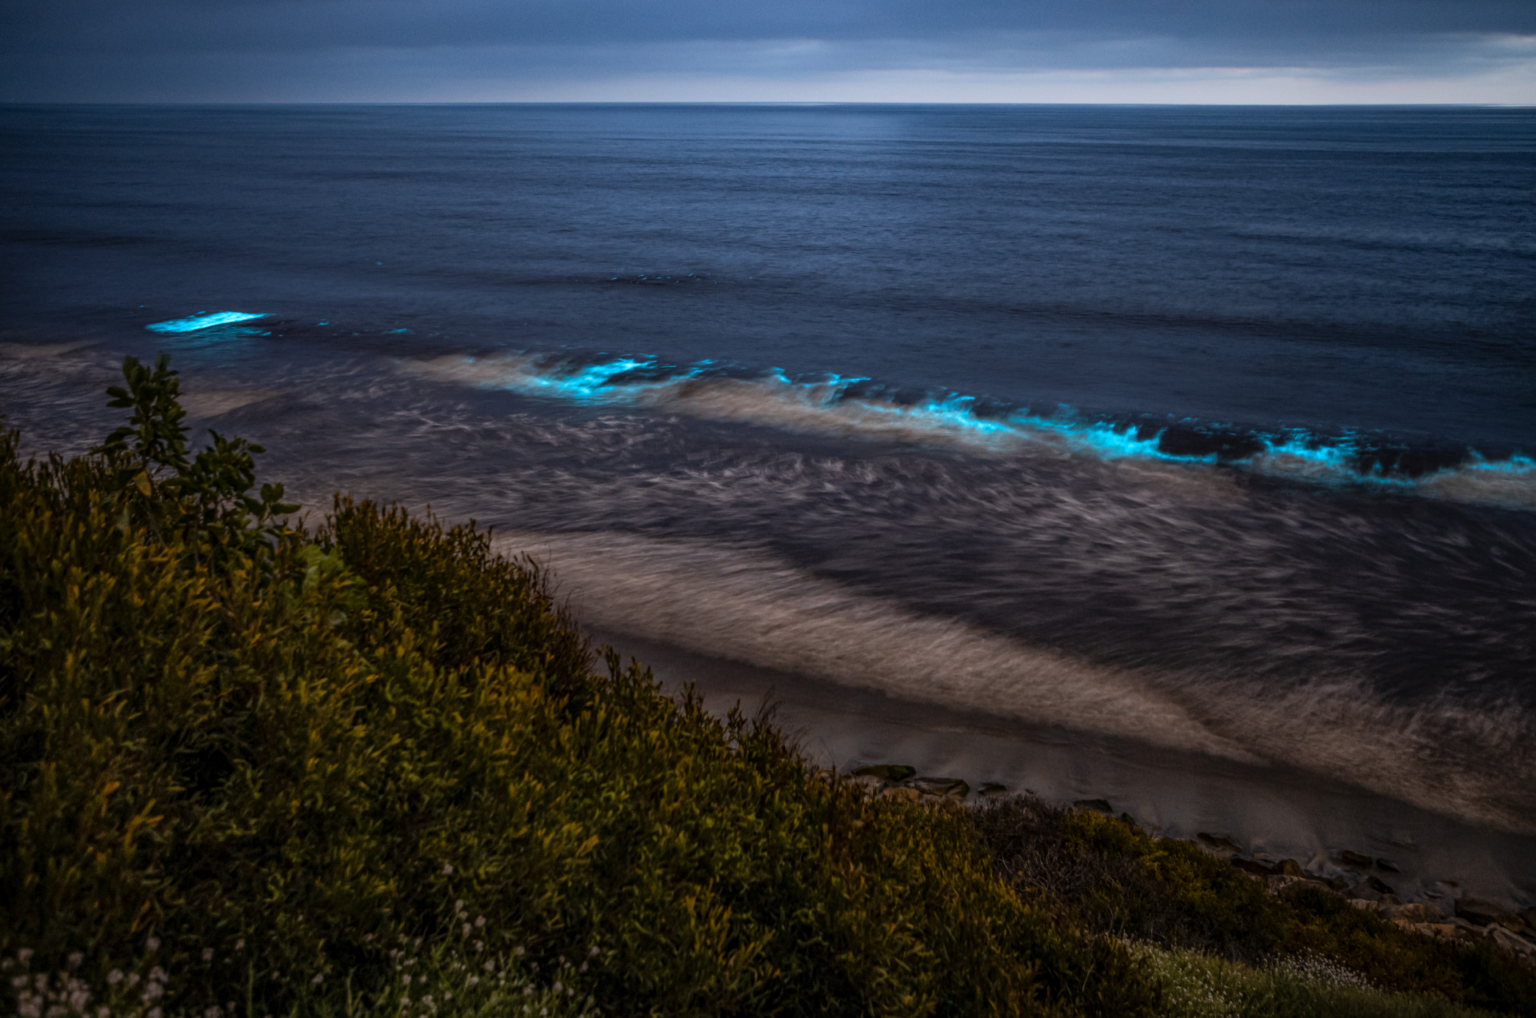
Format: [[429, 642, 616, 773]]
[[94, 353, 299, 565]]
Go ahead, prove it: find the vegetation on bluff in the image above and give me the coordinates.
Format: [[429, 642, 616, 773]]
[[972, 799, 1536, 1013], [1, 355, 1531, 1018], [0, 355, 1156, 1018]]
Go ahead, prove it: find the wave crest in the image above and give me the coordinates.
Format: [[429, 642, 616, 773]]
[[407, 351, 1536, 510]]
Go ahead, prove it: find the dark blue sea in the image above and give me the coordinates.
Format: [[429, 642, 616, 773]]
[[3, 104, 1534, 900]]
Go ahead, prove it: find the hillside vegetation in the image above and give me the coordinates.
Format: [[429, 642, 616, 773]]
[[1, 356, 1531, 1018]]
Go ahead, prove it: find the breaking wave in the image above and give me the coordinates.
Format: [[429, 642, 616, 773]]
[[406, 351, 1536, 510]]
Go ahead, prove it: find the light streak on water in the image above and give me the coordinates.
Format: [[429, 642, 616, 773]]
[[146, 311, 267, 333]]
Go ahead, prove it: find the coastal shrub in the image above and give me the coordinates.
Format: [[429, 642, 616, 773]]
[[0, 356, 1160, 1018], [973, 796, 1282, 960], [1129, 942, 1504, 1018], [973, 798, 1536, 1013]]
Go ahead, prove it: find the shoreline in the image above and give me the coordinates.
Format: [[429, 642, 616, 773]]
[[591, 626, 1536, 916]]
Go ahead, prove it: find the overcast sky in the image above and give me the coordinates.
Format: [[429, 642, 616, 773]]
[[3, 0, 1534, 103]]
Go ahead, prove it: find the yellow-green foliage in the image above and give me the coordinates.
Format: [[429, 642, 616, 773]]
[[0, 358, 1160, 1018], [1129, 942, 1504, 1018], [975, 802, 1536, 1014]]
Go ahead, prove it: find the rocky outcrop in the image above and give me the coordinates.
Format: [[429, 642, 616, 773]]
[[851, 765, 969, 807], [1382, 902, 1447, 924], [910, 777, 970, 799], [1456, 897, 1527, 933], [1487, 924, 1536, 961]]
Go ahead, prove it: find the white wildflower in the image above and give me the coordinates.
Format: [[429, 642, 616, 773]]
[[202, 949, 214, 963], [18, 949, 34, 965], [106, 971, 123, 987], [474, 917, 485, 928], [441, 864, 453, 875], [145, 938, 160, 953], [312, 974, 324, 986], [67, 954, 83, 969]]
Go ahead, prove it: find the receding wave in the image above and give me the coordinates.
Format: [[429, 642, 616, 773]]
[[496, 529, 1536, 836], [405, 351, 1536, 510]]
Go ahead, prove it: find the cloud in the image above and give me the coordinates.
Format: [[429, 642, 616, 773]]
[[2, 0, 1535, 101]]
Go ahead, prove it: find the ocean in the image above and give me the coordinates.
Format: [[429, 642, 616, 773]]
[[2, 103, 1534, 902]]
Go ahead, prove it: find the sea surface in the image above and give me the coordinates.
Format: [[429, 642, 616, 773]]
[[2, 104, 1534, 901]]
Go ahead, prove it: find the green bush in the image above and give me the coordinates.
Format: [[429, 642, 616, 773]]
[[973, 799, 1536, 1013], [0, 356, 1161, 1018], [1130, 942, 1504, 1018]]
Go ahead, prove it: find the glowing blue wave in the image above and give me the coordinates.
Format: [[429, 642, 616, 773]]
[[418, 351, 1536, 508], [146, 311, 267, 334]]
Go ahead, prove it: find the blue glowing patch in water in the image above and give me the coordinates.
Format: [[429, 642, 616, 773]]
[[459, 351, 1534, 505], [146, 311, 267, 334], [509, 357, 662, 399]]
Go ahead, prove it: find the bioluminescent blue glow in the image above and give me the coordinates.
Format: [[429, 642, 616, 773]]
[[452, 352, 1534, 505], [146, 311, 267, 334], [535, 357, 660, 398]]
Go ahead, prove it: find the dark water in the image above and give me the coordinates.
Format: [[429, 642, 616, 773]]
[[3, 104, 1535, 871]]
